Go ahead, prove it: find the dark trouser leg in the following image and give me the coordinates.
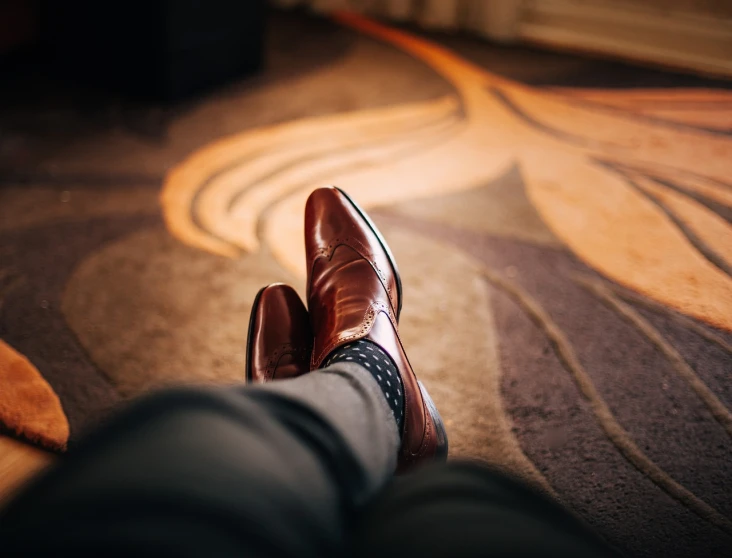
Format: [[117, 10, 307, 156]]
[[350, 461, 617, 558], [0, 363, 399, 558]]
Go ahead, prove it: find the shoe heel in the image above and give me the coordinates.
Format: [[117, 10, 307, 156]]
[[418, 380, 449, 461]]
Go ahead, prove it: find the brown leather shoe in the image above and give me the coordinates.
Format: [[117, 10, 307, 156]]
[[246, 283, 312, 383], [305, 186, 448, 471]]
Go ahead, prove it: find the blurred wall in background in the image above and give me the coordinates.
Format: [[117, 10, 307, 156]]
[[2, 0, 729, 100], [1, 0, 266, 101], [273, 0, 732, 78], [0, 0, 39, 56]]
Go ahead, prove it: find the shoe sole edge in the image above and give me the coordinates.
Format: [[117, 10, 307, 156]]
[[333, 186, 403, 320], [419, 380, 449, 461]]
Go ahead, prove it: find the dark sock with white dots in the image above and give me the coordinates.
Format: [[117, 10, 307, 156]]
[[323, 339, 405, 435]]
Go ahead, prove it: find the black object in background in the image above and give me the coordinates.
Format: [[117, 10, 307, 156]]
[[43, 0, 265, 102]]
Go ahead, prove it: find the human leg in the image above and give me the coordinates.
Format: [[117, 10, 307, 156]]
[[349, 461, 617, 558], [0, 363, 398, 558]]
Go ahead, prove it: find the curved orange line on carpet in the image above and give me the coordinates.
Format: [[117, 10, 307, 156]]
[[335, 13, 732, 330], [631, 173, 732, 271], [162, 12, 732, 331], [481, 269, 732, 535], [523, 156, 732, 331], [601, 281, 732, 355], [575, 275, 732, 439], [0, 339, 69, 451], [549, 87, 732, 131], [613, 162, 732, 210], [162, 96, 461, 259]]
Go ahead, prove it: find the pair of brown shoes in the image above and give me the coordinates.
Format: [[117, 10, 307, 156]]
[[246, 187, 447, 471]]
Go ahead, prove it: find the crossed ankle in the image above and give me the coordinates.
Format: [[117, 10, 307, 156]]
[[324, 340, 405, 434]]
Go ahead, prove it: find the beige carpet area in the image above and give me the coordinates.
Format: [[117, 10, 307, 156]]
[[1, 10, 731, 557]]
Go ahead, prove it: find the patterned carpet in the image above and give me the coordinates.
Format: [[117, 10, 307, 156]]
[[1, 10, 731, 557]]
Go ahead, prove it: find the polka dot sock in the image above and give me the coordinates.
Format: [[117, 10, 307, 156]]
[[324, 339, 405, 435]]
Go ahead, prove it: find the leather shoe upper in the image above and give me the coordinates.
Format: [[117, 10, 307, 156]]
[[247, 283, 312, 383], [305, 186, 446, 470]]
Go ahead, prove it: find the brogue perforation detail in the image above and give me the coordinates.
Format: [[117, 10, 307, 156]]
[[311, 301, 397, 369], [265, 343, 312, 381], [312, 236, 396, 312]]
